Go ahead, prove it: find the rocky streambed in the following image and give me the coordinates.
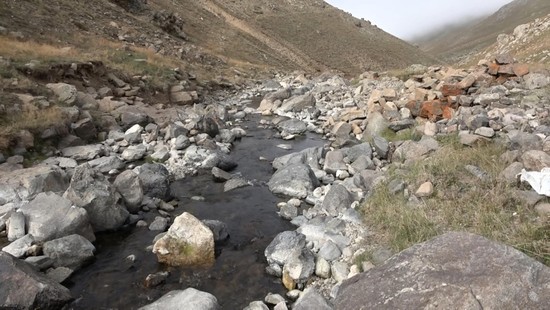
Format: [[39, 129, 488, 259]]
[[2, 56, 550, 310]]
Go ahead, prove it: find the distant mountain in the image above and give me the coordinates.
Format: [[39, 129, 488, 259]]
[[0, 0, 437, 76], [417, 0, 550, 63]]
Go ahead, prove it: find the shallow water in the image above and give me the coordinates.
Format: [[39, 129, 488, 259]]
[[67, 117, 325, 309]]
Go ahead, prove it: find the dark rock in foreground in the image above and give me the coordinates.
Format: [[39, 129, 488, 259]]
[[0, 252, 72, 309], [335, 232, 550, 309]]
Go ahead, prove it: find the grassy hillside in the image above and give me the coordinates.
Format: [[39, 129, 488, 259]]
[[417, 0, 550, 63]]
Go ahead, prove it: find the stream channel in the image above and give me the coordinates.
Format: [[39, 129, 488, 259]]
[[67, 115, 325, 309]]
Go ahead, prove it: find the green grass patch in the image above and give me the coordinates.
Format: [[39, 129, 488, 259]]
[[380, 127, 422, 142], [361, 140, 550, 264]]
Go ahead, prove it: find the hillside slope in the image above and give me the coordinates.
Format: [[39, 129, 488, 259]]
[[417, 0, 550, 63], [0, 0, 437, 77]]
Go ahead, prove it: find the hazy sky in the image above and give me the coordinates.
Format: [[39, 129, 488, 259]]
[[325, 0, 513, 40]]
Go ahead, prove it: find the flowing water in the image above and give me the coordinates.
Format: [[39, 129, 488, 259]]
[[67, 116, 325, 309]]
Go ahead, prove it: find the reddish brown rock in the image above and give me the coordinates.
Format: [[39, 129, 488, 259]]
[[441, 84, 464, 97], [406, 100, 422, 117], [513, 64, 530, 77], [487, 63, 500, 76], [498, 64, 515, 75]]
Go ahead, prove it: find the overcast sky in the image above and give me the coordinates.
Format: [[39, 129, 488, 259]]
[[325, 0, 513, 40]]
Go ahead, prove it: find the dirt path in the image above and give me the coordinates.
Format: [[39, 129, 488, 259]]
[[201, 0, 325, 72]]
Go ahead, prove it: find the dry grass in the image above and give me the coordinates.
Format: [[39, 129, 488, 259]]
[[361, 138, 550, 264]]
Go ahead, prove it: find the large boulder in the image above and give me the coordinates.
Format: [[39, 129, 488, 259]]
[[0, 165, 68, 204], [46, 83, 77, 105], [272, 147, 324, 171], [43, 234, 95, 270], [268, 164, 319, 199], [277, 94, 316, 113], [0, 252, 72, 309], [63, 164, 129, 232], [114, 170, 144, 213], [265, 231, 307, 266], [321, 184, 354, 217], [293, 288, 333, 310], [138, 288, 219, 310], [277, 119, 307, 135], [19, 192, 95, 242], [335, 232, 550, 309], [138, 163, 171, 201], [153, 212, 214, 267], [61, 144, 105, 161]]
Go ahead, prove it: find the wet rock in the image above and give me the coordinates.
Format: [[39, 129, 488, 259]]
[[265, 293, 286, 306], [153, 212, 214, 267], [19, 192, 94, 242], [138, 288, 219, 310], [0, 252, 72, 309], [43, 234, 95, 270], [202, 220, 229, 242], [0, 165, 68, 204], [223, 178, 249, 192], [114, 170, 144, 213], [144, 271, 170, 288], [293, 288, 333, 310], [268, 164, 319, 199], [321, 184, 354, 217], [265, 231, 307, 266], [278, 119, 307, 135], [138, 163, 171, 201], [335, 232, 550, 309], [149, 216, 169, 231], [62, 144, 104, 161], [211, 167, 232, 182], [272, 147, 324, 171], [63, 164, 129, 232], [46, 267, 73, 284]]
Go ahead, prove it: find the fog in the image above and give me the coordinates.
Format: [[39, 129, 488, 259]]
[[325, 0, 514, 40]]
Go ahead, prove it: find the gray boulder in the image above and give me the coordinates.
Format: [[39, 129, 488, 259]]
[[277, 119, 307, 135], [272, 147, 324, 171], [63, 164, 129, 232], [293, 288, 333, 310], [0, 252, 72, 309], [335, 232, 550, 309], [393, 140, 432, 163], [138, 288, 219, 310], [265, 231, 306, 266], [61, 144, 104, 161], [43, 234, 95, 270], [2, 234, 34, 258], [202, 220, 229, 242], [283, 248, 315, 288], [321, 184, 354, 217], [268, 164, 319, 199], [323, 150, 347, 175], [138, 163, 171, 200], [344, 142, 373, 162], [121, 144, 147, 161], [0, 165, 68, 204], [278, 94, 316, 113], [114, 170, 144, 213], [87, 156, 125, 173], [524, 73, 550, 90], [19, 192, 95, 242]]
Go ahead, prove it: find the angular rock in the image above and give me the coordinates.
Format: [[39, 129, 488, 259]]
[[0, 165, 68, 204], [19, 192, 94, 242], [61, 144, 104, 161], [283, 248, 315, 288], [415, 181, 434, 198], [149, 216, 169, 231], [244, 301, 269, 310], [202, 220, 229, 242], [138, 288, 219, 310], [321, 184, 354, 217], [43, 234, 95, 270], [278, 119, 307, 135], [7, 211, 25, 242], [393, 141, 431, 163], [272, 147, 324, 171], [0, 252, 72, 309], [323, 150, 347, 175], [265, 231, 306, 266], [153, 212, 214, 267], [278, 94, 315, 113], [46, 83, 77, 105], [72, 118, 97, 142], [223, 178, 249, 192], [268, 164, 319, 199], [293, 288, 333, 310], [211, 167, 232, 182], [524, 73, 550, 90], [335, 232, 550, 309], [121, 144, 147, 161], [63, 164, 129, 232], [372, 136, 389, 159], [522, 150, 550, 171], [114, 170, 144, 213], [87, 156, 125, 174], [2, 234, 34, 258], [138, 163, 171, 201]]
